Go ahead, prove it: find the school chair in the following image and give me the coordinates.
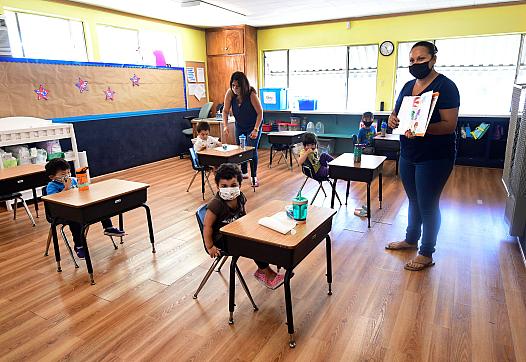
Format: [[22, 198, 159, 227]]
[[0, 192, 36, 227], [269, 144, 299, 169], [187, 148, 215, 200], [297, 164, 347, 206], [181, 102, 214, 158], [193, 204, 258, 311]]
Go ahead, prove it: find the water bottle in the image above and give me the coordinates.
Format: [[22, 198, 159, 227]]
[[381, 121, 387, 137], [315, 121, 324, 135], [354, 144, 364, 163], [292, 193, 308, 224], [306, 121, 315, 133], [239, 134, 246, 149]]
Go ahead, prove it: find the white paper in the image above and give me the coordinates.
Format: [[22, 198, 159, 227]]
[[263, 91, 277, 105], [196, 67, 205, 82], [194, 84, 206, 100], [394, 90, 436, 137], [186, 67, 196, 82], [214, 144, 238, 152], [258, 212, 297, 235]]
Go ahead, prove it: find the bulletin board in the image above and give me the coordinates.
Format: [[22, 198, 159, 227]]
[[0, 58, 187, 120], [185, 61, 208, 109]]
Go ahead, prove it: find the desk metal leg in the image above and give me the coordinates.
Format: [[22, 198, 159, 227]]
[[345, 181, 350, 205], [32, 188, 39, 218], [284, 269, 296, 348], [142, 204, 156, 253], [229, 256, 239, 324], [330, 179, 337, 209], [51, 221, 61, 272], [379, 172, 383, 209], [201, 169, 205, 200], [250, 159, 256, 192], [367, 182, 371, 228], [80, 224, 95, 285], [119, 213, 124, 244], [289, 147, 293, 170], [269, 145, 273, 168], [326, 235, 333, 295]]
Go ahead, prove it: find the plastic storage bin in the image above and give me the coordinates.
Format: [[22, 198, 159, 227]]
[[260, 88, 288, 110], [298, 99, 318, 111], [278, 122, 290, 132], [318, 138, 335, 155], [289, 123, 300, 131]]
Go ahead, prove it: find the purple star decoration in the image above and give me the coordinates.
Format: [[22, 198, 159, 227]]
[[75, 78, 89, 93], [34, 84, 49, 100], [104, 87, 116, 101], [130, 74, 140, 86]]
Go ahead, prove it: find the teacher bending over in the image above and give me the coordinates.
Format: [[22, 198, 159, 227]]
[[385, 41, 460, 271], [223, 71, 264, 187]]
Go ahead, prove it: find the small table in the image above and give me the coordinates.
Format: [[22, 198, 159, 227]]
[[0, 164, 48, 218], [328, 154, 386, 228], [220, 200, 337, 348], [197, 145, 256, 194], [267, 131, 306, 170], [374, 134, 400, 175], [42, 179, 155, 285]]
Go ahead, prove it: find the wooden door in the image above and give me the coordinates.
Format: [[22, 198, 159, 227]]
[[207, 55, 245, 110], [206, 30, 226, 55], [224, 29, 244, 54]]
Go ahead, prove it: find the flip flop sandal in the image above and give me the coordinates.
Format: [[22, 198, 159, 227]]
[[404, 259, 435, 271], [385, 242, 418, 250]]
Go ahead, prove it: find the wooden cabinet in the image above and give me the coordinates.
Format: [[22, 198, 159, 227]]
[[206, 25, 257, 114]]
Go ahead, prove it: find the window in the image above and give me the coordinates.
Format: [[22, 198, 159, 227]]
[[436, 35, 521, 115], [5, 10, 87, 61], [347, 45, 378, 113], [97, 25, 140, 64], [264, 50, 288, 88], [139, 30, 182, 67], [289, 46, 348, 111], [394, 41, 422, 98]]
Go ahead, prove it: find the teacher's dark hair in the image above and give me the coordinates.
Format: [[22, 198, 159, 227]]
[[411, 41, 438, 56], [230, 71, 255, 100]]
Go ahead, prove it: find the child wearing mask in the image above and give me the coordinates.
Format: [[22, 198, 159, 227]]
[[357, 111, 377, 154], [202, 163, 284, 289]]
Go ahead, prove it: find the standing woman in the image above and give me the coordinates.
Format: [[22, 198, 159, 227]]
[[385, 41, 460, 271], [222, 71, 264, 187]]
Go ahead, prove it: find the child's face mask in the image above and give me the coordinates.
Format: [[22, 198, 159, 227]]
[[219, 186, 240, 201]]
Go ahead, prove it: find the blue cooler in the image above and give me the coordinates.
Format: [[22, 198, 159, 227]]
[[298, 99, 318, 111], [260, 88, 288, 110]]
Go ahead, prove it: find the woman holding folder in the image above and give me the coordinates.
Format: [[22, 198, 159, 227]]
[[385, 41, 460, 271]]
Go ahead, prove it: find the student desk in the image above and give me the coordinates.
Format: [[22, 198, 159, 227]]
[[197, 145, 256, 194], [328, 154, 386, 228], [267, 131, 306, 170], [220, 200, 337, 348], [42, 179, 155, 285], [374, 133, 400, 175], [0, 164, 48, 218]]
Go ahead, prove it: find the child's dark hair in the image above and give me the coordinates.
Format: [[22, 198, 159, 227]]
[[362, 111, 374, 119], [411, 41, 438, 56], [45, 158, 70, 177], [302, 132, 318, 146], [215, 163, 242, 185], [196, 121, 211, 133]]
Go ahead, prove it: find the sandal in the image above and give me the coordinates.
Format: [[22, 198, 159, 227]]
[[254, 270, 285, 290], [354, 208, 368, 217], [404, 257, 435, 271], [385, 241, 418, 251]]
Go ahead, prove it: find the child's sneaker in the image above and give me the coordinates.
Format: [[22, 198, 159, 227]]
[[104, 227, 126, 237], [74, 246, 85, 259], [250, 177, 260, 187], [242, 173, 249, 179], [254, 270, 285, 290]]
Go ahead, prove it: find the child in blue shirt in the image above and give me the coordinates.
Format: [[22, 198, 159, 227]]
[[357, 111, 377, 154], [45, 158, 125, 259]]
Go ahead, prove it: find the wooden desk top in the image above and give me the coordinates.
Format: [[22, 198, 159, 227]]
[[0, 164, 46, 181], [267, 131, 306, 137], [198, 145, 255, 158], [221, 200, 336, 249], [374, 134, 400, 141], [42, 179, 149, 208], [329, 154, 386, 170]]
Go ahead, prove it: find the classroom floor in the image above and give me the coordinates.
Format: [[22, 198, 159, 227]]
[[0, 152, 525, 361]]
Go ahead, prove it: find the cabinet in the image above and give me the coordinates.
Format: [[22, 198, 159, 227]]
[[206, 25, 257, 114]]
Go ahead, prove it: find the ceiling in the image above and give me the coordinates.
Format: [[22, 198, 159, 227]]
[[70, 0, 522, 28]]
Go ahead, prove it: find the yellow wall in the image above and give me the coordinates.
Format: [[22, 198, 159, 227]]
[[0, 0, 207, 63], [258, 3, 526, 111]]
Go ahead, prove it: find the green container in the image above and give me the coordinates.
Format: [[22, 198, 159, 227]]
[[3, 158, 17, 168], [47, 152, 65, 161], [292, 195, 308, 223]]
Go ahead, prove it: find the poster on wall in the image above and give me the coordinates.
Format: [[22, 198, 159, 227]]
[[186, 67, 197, 82]]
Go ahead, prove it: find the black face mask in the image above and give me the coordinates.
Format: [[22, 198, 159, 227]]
[[409, 61, 432, 79]]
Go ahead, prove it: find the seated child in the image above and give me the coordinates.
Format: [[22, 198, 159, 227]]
[[298, 132, 334, 180], [45, 158, 125, 259], [193, 121, 222, 151], [203, 163, 284, 290], [357, 111, 377, 155]]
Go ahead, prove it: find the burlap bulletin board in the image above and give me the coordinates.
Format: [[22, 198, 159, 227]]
[[0, 58, 187, 120]]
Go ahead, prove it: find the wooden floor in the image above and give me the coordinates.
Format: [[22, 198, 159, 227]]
[[1, 152, 525, 361]]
